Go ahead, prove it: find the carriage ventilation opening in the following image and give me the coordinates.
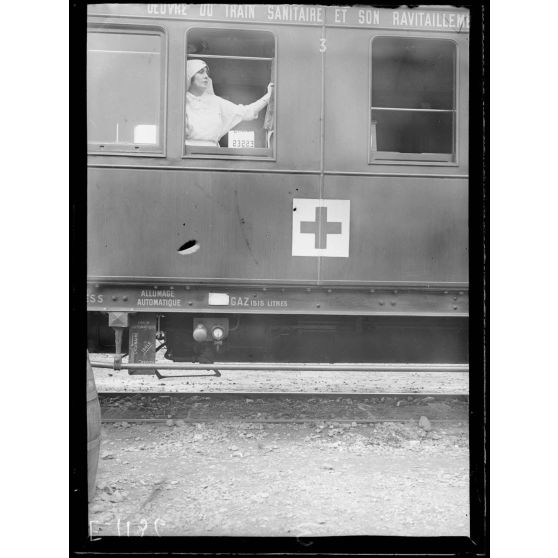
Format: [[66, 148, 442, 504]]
[[178, 240, 200, 255]]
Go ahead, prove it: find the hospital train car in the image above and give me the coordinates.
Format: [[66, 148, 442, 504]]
[[86, 3, 470, 371]]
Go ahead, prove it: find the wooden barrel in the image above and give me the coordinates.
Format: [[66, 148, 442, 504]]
[[87, 351, 101, 502]]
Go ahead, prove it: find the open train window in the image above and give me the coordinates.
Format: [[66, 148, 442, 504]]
[[370, 37, 456, 164], [184, 28, 276, 160], [87, 27, 166, 155]]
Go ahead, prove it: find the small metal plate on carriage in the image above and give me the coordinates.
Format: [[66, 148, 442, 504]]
[[229, 130, 255, 148], [128, 315, 157, 374], [208, 292, 230, 305]]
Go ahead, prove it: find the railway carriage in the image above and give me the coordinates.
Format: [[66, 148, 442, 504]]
[[86, 3, 470, 372]]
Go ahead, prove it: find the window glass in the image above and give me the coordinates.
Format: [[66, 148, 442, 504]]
[[371, 37, 456, 161], [87, 30, 164, 152], [185, 28, 275, 157]]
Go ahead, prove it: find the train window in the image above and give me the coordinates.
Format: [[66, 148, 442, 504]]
[[87, 28, 165, 154], [370, 37, 456, 163], [184, 28, 275, 159]]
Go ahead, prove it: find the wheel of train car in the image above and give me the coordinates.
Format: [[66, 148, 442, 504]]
[[86, 351, 101, 502]]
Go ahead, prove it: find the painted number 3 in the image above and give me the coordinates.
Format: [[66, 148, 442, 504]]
[[319, 38, 327, 53]]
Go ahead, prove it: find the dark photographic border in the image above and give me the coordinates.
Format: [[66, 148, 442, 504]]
[[70, 1, 488, 555]]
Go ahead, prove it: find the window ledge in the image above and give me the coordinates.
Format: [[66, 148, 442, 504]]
[[370, 151, 455, 165], [184, 146, 274, 160]]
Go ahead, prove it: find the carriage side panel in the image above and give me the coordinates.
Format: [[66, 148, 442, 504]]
[[320, 175, 468, 284], [87, 168, 320, 283]]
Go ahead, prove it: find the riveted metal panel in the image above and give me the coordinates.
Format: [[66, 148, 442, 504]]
[[320, 175, 468, 284], [87, 167, 319, 282], [86, 283, 468, 316]]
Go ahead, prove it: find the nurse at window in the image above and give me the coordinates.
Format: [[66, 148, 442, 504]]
[[185, 59, 273, 147]]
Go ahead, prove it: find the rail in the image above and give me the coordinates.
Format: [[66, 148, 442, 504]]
[[90, 360, 468, 373]]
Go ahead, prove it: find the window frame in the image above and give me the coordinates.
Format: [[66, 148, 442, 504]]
[[87, 23, 168, 157], [368, 34, 459, 167], [182, 25, 277, 162]]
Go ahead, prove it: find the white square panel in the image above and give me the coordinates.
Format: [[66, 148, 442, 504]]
[[292, 198, 350, 257]]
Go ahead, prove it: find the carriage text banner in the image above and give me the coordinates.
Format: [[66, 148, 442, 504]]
[[91, 4, 470, 31]]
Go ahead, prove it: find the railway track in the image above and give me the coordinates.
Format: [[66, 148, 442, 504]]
[[91, 356, 469, 396], [90, 360, 469, 373], [99, 392, 468, 425]]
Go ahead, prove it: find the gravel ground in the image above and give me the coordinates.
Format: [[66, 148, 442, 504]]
[[89, 350, 469, 537], [99, 394, 468, 423], [89, 420, 469, 537], [90, 353, 468, 394]]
